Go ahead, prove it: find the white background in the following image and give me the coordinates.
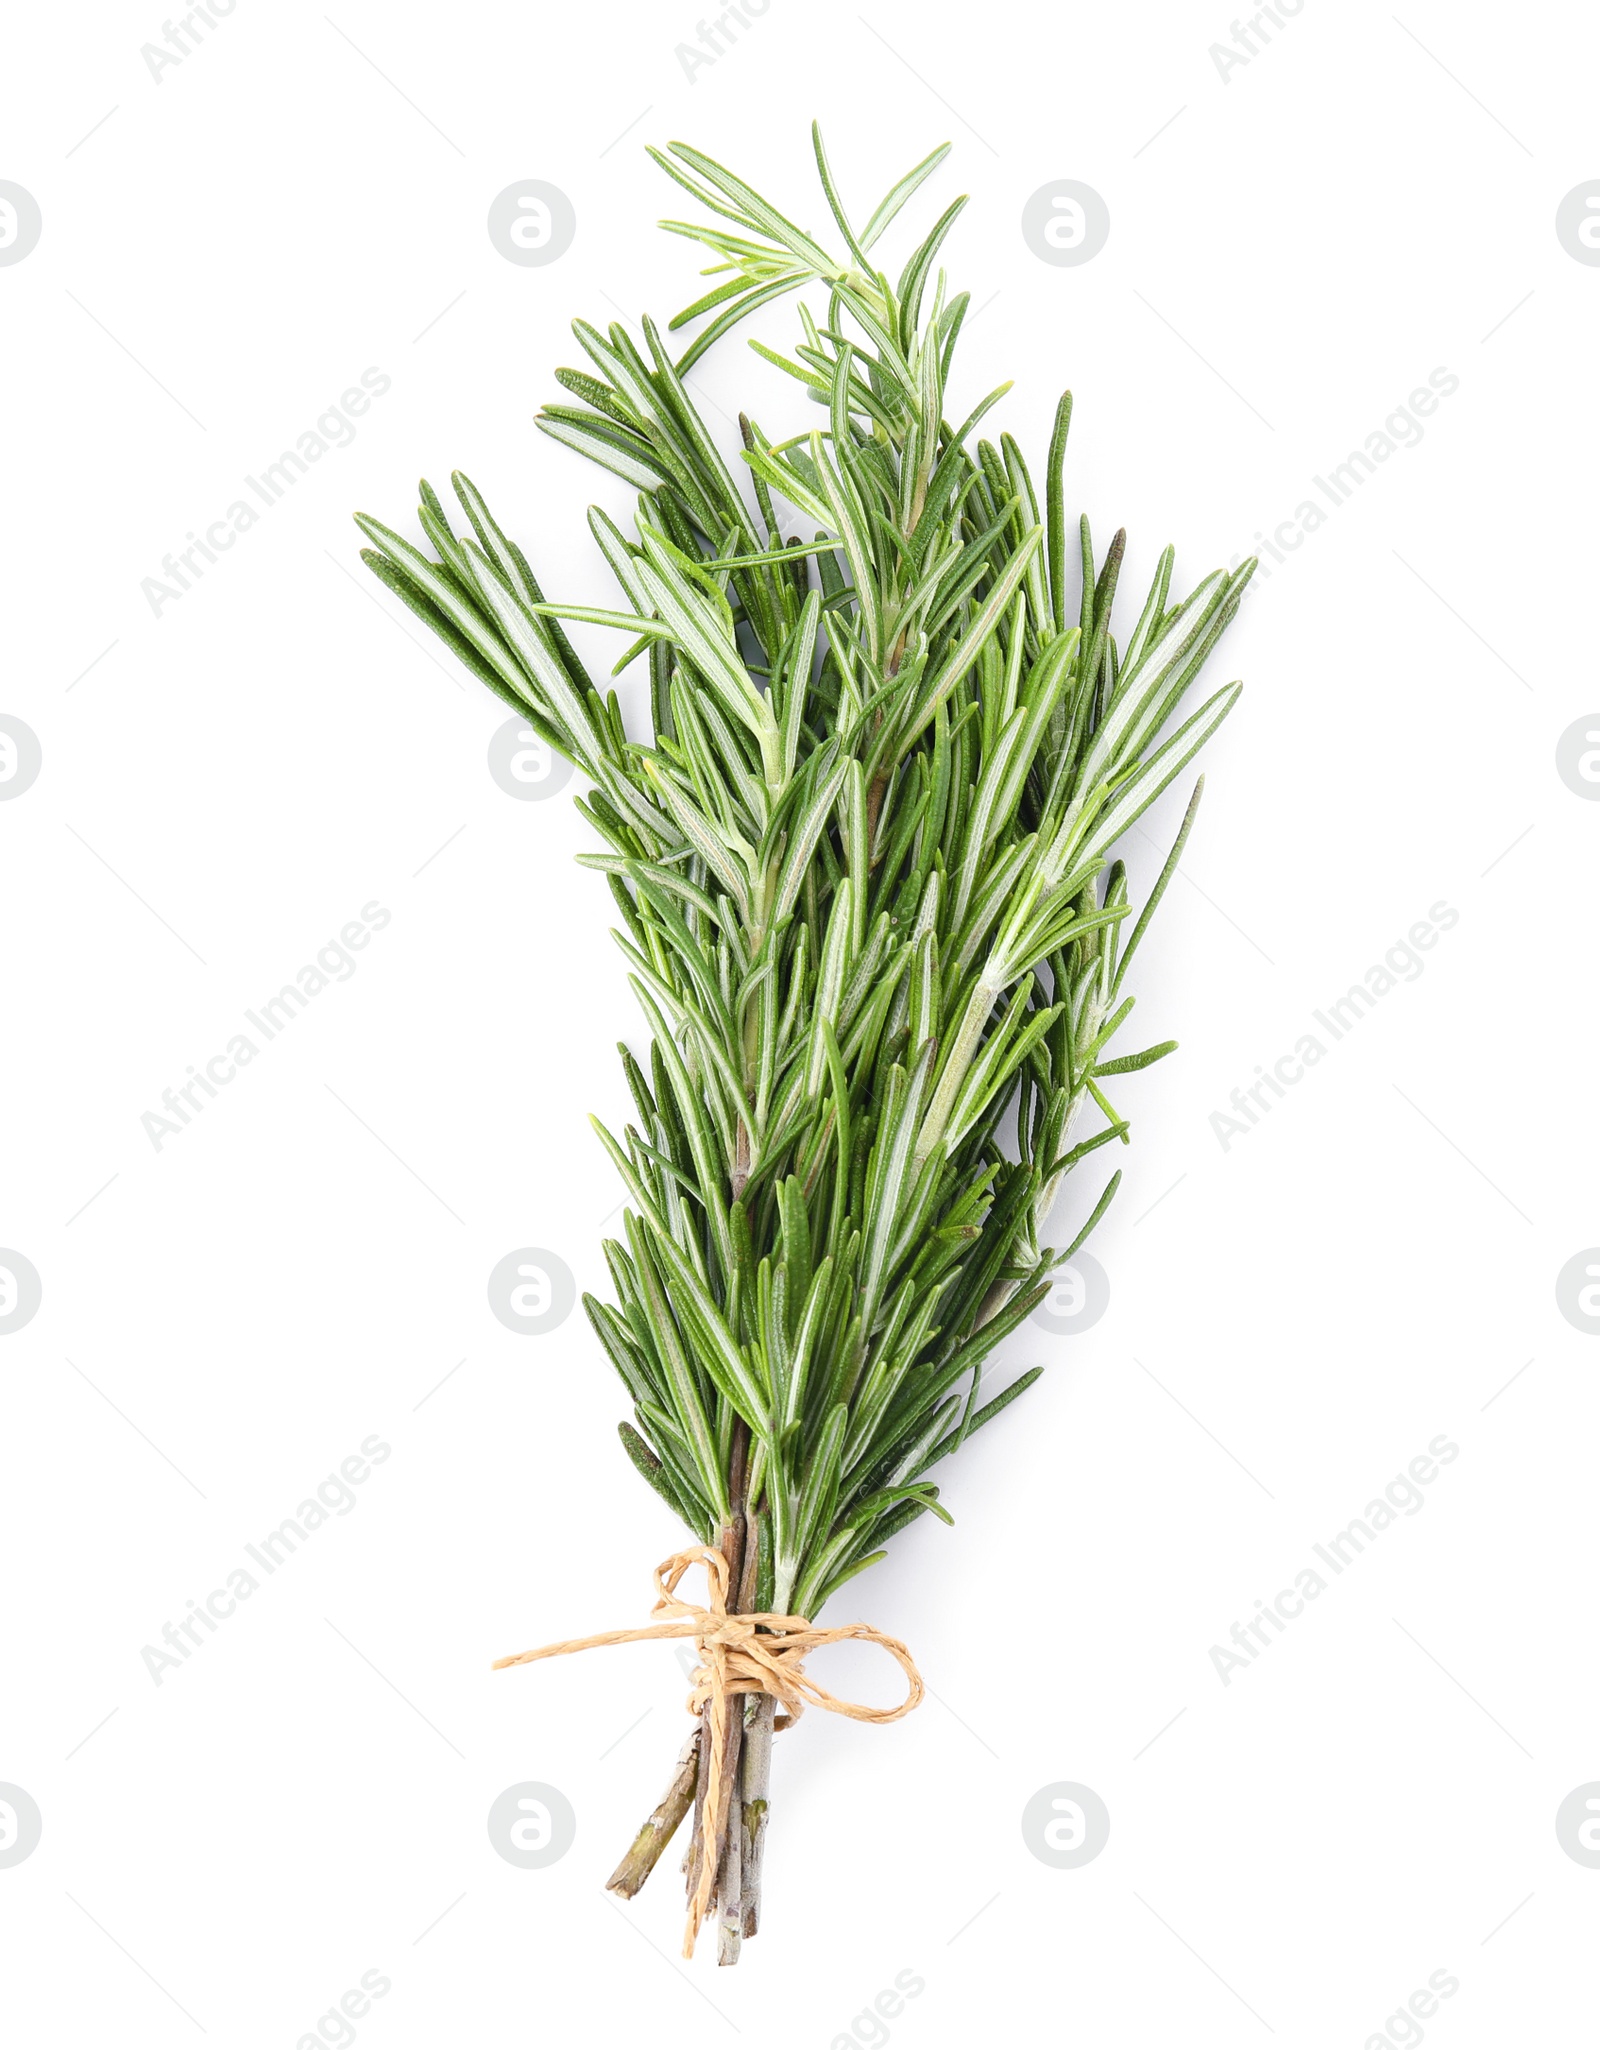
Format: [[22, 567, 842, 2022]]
[[3, 0, 1597, 2043]]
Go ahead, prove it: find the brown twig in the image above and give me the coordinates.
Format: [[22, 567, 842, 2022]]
[[606, 1728, 701, 1899]]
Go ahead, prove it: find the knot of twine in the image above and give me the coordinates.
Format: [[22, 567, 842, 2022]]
[[494, 1544, 923, 1955]]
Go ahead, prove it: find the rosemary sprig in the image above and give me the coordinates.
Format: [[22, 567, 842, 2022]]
[[356, 125, 1253, 1962]]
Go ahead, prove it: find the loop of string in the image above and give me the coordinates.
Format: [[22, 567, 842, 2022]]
[[494, 1545, 923, 1955]]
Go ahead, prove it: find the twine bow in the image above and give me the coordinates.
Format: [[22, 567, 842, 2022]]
[[494, 1545, 924, 1955]]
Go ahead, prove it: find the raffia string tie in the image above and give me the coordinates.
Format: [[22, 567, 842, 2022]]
[[494, 1544, 924, 1956]]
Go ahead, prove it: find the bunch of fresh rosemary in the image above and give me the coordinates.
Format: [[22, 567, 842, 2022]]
[[356, 128, 1252, 1964]]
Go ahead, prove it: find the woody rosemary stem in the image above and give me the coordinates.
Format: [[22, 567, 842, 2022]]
[[714, 1750, 744, 1964], [738, 1696, 774, 1937], [617, 1445, 780, 1954], [605, 1730, 701, 1900], [716, 1441, 764, 1963], [682, 1427, 748, 1962]]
